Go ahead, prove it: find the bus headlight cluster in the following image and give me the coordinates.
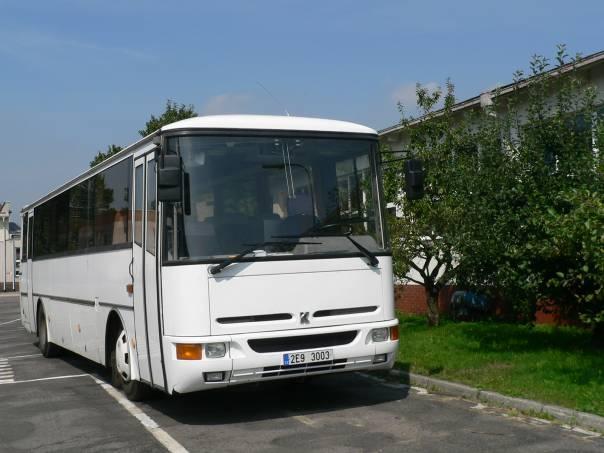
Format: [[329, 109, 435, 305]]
[[205, 342, 226, 358], [371, 328, 389, 342]]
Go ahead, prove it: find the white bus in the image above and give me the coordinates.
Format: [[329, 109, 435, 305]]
[[19, 115, 400, 400]]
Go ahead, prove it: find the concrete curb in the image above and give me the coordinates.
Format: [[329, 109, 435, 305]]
[[389, 369, 604, 433]]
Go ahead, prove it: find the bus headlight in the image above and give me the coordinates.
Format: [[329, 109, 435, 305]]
[[205, 343, 226, 358], [371, 328, 389, 342]]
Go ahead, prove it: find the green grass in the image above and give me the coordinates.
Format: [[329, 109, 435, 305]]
[[395, 314, 604, 417]]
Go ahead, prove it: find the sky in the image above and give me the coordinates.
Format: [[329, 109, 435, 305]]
[[1, 0, 603, 222]]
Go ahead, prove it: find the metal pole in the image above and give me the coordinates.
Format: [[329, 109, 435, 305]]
[[12, 233, 16, 291], [3, 218, 6, 292]]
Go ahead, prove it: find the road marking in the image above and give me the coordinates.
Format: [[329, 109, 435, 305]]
[[411, 386, 429, 395], [471, 403, 487, 410], [91, 377, 189, 453], [0, 319, 20, 326], [0, 360, 15, 383], [0, 353, 42, 360], [571, 426, 601, 438], [292, 415, 316, 427], [0, 373, 89, 385]]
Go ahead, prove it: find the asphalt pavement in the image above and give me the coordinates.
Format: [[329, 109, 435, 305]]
[[0, 293, 602, 453]]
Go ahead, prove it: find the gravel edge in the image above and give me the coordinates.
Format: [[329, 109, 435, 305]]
[[389, 369, 604, 433]]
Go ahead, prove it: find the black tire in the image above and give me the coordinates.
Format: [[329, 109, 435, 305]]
[[37, 305, 60, 358], [109, 325, 150, 401]]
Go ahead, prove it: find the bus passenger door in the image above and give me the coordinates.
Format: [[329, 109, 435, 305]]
[[19, 213, 34, 331], [132, 155, 165, 389], [133, 159, 151, 383], [143, 154, 164, 389]]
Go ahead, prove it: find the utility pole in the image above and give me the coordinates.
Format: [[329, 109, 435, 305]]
[[0, 203, 9, 292], [2, 216, 6, 292], [12, 232, 16, 291]]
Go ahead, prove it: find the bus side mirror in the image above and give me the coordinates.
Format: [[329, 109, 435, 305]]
[[158, 154, 183, 202], [405, 158, 425, 200]]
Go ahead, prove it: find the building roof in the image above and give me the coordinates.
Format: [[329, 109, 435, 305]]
[[9, 222, 20, 234], [379, 49, 604, 136], [162, 114, 377, 135]]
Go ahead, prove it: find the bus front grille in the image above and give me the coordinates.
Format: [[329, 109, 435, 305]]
[[262, 359, 348, 377], [313, 306, 378, 317], [248, 331, 358, 353], [217, 313, 293, 324]]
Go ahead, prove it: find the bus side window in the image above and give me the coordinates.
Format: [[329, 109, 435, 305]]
[[135, 165, 143, 246], [146, 160, 156, 255], [22, 215, 28, 261]]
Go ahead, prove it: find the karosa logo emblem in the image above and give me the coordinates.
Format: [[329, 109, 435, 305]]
[[299, 312, 310, 324]]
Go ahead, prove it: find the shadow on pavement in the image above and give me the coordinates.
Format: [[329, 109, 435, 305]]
[[142, 372, 409, 426]]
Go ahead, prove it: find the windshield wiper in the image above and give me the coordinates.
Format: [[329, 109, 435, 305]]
[[273, 220, 379, 267], [209, 241, 321, 275]]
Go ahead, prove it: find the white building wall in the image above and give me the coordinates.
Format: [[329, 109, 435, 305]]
[[0, 202, 21, 291]]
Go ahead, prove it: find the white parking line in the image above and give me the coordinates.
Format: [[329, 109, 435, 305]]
[[0, 373, 90, 385], [1, 353, 42, 360], [91, 377, 189, 453], [0, 319, 20, 326], [0, 342, 35, 349]]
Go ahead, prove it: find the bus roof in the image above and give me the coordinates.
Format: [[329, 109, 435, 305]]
[[161, 115, 377, 135], [22, 115, 376, 213]]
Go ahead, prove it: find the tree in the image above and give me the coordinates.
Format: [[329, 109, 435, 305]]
[[460, 46, 604, 334], [383, 81, 474, 326], [90, 99, 197, 167], [386, 45, 604, 335], [138, 99, 197, 137], [90, 144, 123, 168]]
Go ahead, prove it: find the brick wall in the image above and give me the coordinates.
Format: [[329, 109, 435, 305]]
[[394, 284, 455, 314], [395, 283, 571, 326]]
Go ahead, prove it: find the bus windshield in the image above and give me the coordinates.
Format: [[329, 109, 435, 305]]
[[163, 134, 387, 262]]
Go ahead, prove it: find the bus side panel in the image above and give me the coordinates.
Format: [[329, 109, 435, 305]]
[[87, 249, 132, 362], [31, 249, 133, 365], [42, 298, 72, 350]]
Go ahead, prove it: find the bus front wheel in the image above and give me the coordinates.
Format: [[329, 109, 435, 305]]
[[110, 327, 150, 401]]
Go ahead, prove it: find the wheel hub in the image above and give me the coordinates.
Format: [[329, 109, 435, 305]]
[[115, 330, 131, 381]]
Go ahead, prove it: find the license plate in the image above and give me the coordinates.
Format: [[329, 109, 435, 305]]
[[282, 349, 333, 366]]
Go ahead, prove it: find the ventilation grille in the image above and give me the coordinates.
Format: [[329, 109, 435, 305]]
[[217, 313, 292, 324], [313, 306, 378, 318], [248, 331, 357, 353], [263, 359, 347, 377]]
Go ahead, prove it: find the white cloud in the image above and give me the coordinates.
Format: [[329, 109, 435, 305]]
[[0, 28, 155, 62], [201, 93, 255, 115], [391, 81, 440, 113]]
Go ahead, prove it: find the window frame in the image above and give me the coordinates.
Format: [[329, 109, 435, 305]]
[[160, 130, 391, 266]]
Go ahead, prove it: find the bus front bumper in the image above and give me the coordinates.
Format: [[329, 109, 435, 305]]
[[162, 319, 399, 394]]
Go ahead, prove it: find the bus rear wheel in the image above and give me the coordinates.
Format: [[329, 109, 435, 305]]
[[37, 305, 60, 358], [110, 327, 150, 401]]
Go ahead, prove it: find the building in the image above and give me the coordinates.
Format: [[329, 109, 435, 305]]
[[0, 202, 21, 291], [378, 50, 604, 318]]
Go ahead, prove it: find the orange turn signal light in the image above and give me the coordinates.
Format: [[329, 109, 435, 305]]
[[389, 326, 400, 341], [176, 343, 202, 360]]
